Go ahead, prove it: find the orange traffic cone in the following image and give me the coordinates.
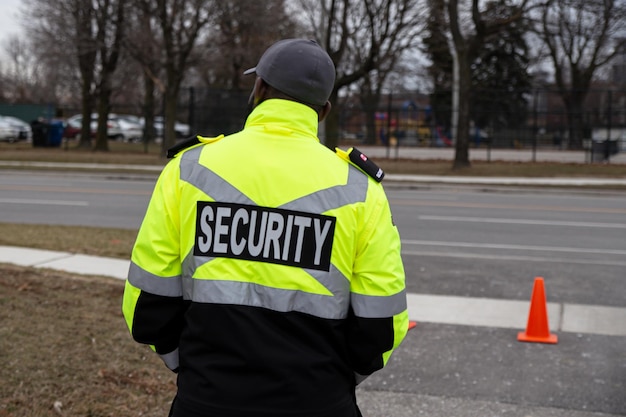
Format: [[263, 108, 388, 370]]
[[408, 321, 417, 331], [517, 277, 558, 344]]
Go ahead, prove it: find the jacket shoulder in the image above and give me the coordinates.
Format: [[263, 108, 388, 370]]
[[167, 134, 225, 158], [335, 147, 384, 182]]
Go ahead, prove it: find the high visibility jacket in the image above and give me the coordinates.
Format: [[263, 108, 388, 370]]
[[122, 99, 408, 417]]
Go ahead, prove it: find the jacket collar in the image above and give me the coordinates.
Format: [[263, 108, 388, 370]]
[[244, 99, 320, 140]]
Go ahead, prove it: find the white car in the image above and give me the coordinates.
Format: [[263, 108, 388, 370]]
[[0, 116, 19, 142], [66, 113, 141, 142], [109, 114, 143, 142], [2, 116, 32, 142], [154, 116, 191, 138]]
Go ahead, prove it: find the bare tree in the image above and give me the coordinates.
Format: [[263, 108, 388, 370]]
[[445, 0, 530, 169], [2, 36, 37, 102], [156, 0, 213, 152], [353, 2, 424, 145], [1, 6, 74, 105], [299, 0, 424, 150], [25, 0, 127, 150], [22, 0, 96, 146], [92, 0, 126, 151], [205, 0, 299, 91], [535, 0, 626, 149], [125, 0, 165, 148]]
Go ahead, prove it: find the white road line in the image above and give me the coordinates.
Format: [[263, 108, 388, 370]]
[[0, 198, 89, 206], [418, 215, 626, 229], [402, 240, 626, 256], [401, 250, 626, 267]]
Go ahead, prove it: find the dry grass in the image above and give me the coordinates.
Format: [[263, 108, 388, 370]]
[[0, 141, 165, 165], [0, 264, 176, 417], [3, 141, 626, 178], [0, 223, 136, 259], [377, 158, 626, 177]]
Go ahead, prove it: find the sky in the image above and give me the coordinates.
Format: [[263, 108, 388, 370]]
[[0, 0, 25, 56]]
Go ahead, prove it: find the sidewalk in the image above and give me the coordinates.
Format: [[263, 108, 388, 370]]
[[2, 245, 624, 338]]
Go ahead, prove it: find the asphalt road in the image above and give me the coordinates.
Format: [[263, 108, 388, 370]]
[[1, 169, 625, 416]]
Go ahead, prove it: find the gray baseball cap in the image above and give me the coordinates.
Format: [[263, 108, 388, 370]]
[[243, 39, 336, 106]]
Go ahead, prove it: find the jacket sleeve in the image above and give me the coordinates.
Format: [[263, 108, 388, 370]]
[[347, 183, 408, 382], [122, 160, 188, 371]]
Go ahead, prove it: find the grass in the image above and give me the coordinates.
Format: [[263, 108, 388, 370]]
[[0, 140, 165, 166], [0, 223, 137, 259], [0, 264, 176, 417], [378, 158, 626, 177]]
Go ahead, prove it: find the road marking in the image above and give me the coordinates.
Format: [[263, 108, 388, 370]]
[[0, 184, 150, 195], [401, 250, 626, 267], [0, 198, 89, 206], [391, 199, 626, 214], [402, 239, 626, 256], [418, 215, 626, 229]]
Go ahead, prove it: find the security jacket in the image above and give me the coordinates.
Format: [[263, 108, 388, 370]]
[[122, 99, 408, 417]]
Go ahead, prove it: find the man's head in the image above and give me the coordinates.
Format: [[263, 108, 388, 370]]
[[244, 39, 336, 119]]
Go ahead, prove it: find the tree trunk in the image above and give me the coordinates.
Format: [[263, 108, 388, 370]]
[[452, 50, 471, 169], [78, 85, 93, 149], [324, 89, 340, 150], [142, 72, 156, 153], [94, 87, 111, 152], [161, 84, 180, 155]]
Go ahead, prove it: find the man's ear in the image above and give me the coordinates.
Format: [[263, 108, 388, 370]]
[[318, 101, 332, 122], [254, 78, 270, 105]]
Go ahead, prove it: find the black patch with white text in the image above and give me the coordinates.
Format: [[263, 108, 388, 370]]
[[349, 147, 384, 182], [195, 202, 336, 271]]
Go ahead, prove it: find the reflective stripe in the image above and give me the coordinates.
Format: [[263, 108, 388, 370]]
[[176, 149, 373, 319], [279, 165, 368, 213], [180, 253, 350, 319], [351, 289, 408, 318], [180, 147, 256, 205], [181, 275, 349, 319], [181, 250, 349, 299], [128, 261, 182, 297], [159, 348, 179, 371]]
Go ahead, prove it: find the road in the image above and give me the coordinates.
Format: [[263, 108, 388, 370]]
[[1, 170, 625, 416]]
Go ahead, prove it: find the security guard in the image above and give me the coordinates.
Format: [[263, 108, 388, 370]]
[[123, 39, 408, 417]]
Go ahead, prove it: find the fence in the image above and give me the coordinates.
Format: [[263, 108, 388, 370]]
[[5, 86, 625, 161], [175, 87, 625, 156], [338, 88, 625, 152]]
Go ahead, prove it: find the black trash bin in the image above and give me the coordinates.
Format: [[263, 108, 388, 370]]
[[31, 120, 49, 147], [30, 119, 65, 147]]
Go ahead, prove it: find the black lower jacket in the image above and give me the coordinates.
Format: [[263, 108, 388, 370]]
[[165, 303, 389, 417]]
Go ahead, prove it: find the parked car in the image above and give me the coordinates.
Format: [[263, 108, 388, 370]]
[[0, 117, 18, 142], [62, 115, 84, 139], [2, 116, 32, 142], [109, 114, 143, 142], [153, 116, 191, 138], [63, 113, 141, 142]]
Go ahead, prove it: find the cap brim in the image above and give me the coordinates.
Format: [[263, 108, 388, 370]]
[[243, 67, 256, 75]]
